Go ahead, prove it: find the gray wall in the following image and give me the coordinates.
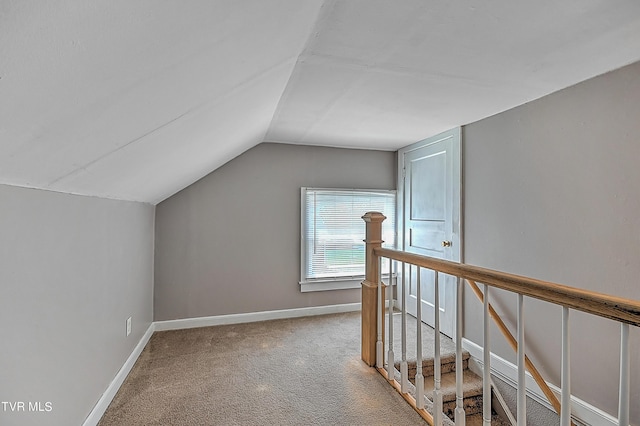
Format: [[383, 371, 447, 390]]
[[0, 185, 155, 426], [464, 61, 640, 421], [154, 143, 396, 320]]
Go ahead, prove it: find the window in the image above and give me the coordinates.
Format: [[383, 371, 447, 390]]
[[300, 188, 396, 292]]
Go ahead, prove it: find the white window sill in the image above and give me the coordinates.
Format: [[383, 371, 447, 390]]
[[300, 274, 396, 293], [300, 278, 363, 292]]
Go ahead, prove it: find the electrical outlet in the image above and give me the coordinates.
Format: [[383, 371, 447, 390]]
[[126, 317, 132, 336]]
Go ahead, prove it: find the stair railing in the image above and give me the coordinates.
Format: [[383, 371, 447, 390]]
[[361, 212, 640, 426], [466, 278, 571, 425]]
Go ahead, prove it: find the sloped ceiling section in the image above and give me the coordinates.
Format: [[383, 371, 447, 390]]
[[0, 0, 324, 203], [2, 1, 640, 204], [266, 0, 640, 149]]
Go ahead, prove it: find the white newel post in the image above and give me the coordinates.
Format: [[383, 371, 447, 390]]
[[387, 257, 395, 381], [377, 256, 384, 368], [433, 272, 443, 425], [361, 212, 386, 367], [517, 294, 527, 426], [401, 262, 409, 394], [618, 323, 630, 426], [455, 278, 466, 426], [483, 284, 491, 426], [560, 307, 571, 426], [415, 266, 425, 409]]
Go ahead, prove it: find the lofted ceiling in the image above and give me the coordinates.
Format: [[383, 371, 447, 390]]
[[2, 1, 640, 204]]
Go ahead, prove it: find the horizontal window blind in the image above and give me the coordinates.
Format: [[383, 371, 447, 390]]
[[301, 188, 396, 282]]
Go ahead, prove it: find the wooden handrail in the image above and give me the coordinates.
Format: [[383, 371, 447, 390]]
[[467, 279, 575, 426], [375, 247, 640, 327]]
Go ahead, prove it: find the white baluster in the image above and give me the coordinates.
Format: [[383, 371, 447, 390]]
[[416, 266, 425, 409], [455, 278, 465, 426], [401, 262, 408, 394], [618, 323, 630, 426], [376, 256, 383, 369], [560, 307, 571, 426], [517, 294, 526, 426], [433, 272, 443, 425], [387, 257, 395, 382], [483, 284, 491, 426]]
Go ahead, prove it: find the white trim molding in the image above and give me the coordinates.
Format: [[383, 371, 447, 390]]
[[83, 323, 155, 426], [300, 273, 397, 292], [462, 338, 619, 426], [154, 303, 361, 331], [83, 303, 361, 424], [300, 278, 363, 292]]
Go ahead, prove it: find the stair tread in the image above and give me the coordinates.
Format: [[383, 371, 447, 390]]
[[423, 369, 483, 402], [395, 350, 470, 368], [464, 413, 511, 426], [388, 312, 459, 363]]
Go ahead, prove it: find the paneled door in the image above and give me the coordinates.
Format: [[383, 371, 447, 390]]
[[398, 128, 461, 338]]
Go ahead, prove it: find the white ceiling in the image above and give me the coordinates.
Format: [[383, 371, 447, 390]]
[[2, 1, 640, 204]]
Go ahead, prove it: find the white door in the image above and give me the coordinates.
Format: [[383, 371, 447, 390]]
[[398, 128, 461, 338]]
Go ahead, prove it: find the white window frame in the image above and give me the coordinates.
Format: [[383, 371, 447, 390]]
[[300, 187, 396, 292]]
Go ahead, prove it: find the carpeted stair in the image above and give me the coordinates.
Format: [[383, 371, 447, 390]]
[[389, 313, 509, 424], [398, 353, 508, 424]]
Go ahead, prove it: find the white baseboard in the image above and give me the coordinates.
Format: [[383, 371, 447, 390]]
[[83, 323, 155, 426], [462, 338, 619, 426], [83, 303, 360, 424], [154, 302, 361, 331]]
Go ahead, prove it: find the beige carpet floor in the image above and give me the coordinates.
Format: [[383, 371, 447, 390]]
[[98, 312, 430, 426]]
